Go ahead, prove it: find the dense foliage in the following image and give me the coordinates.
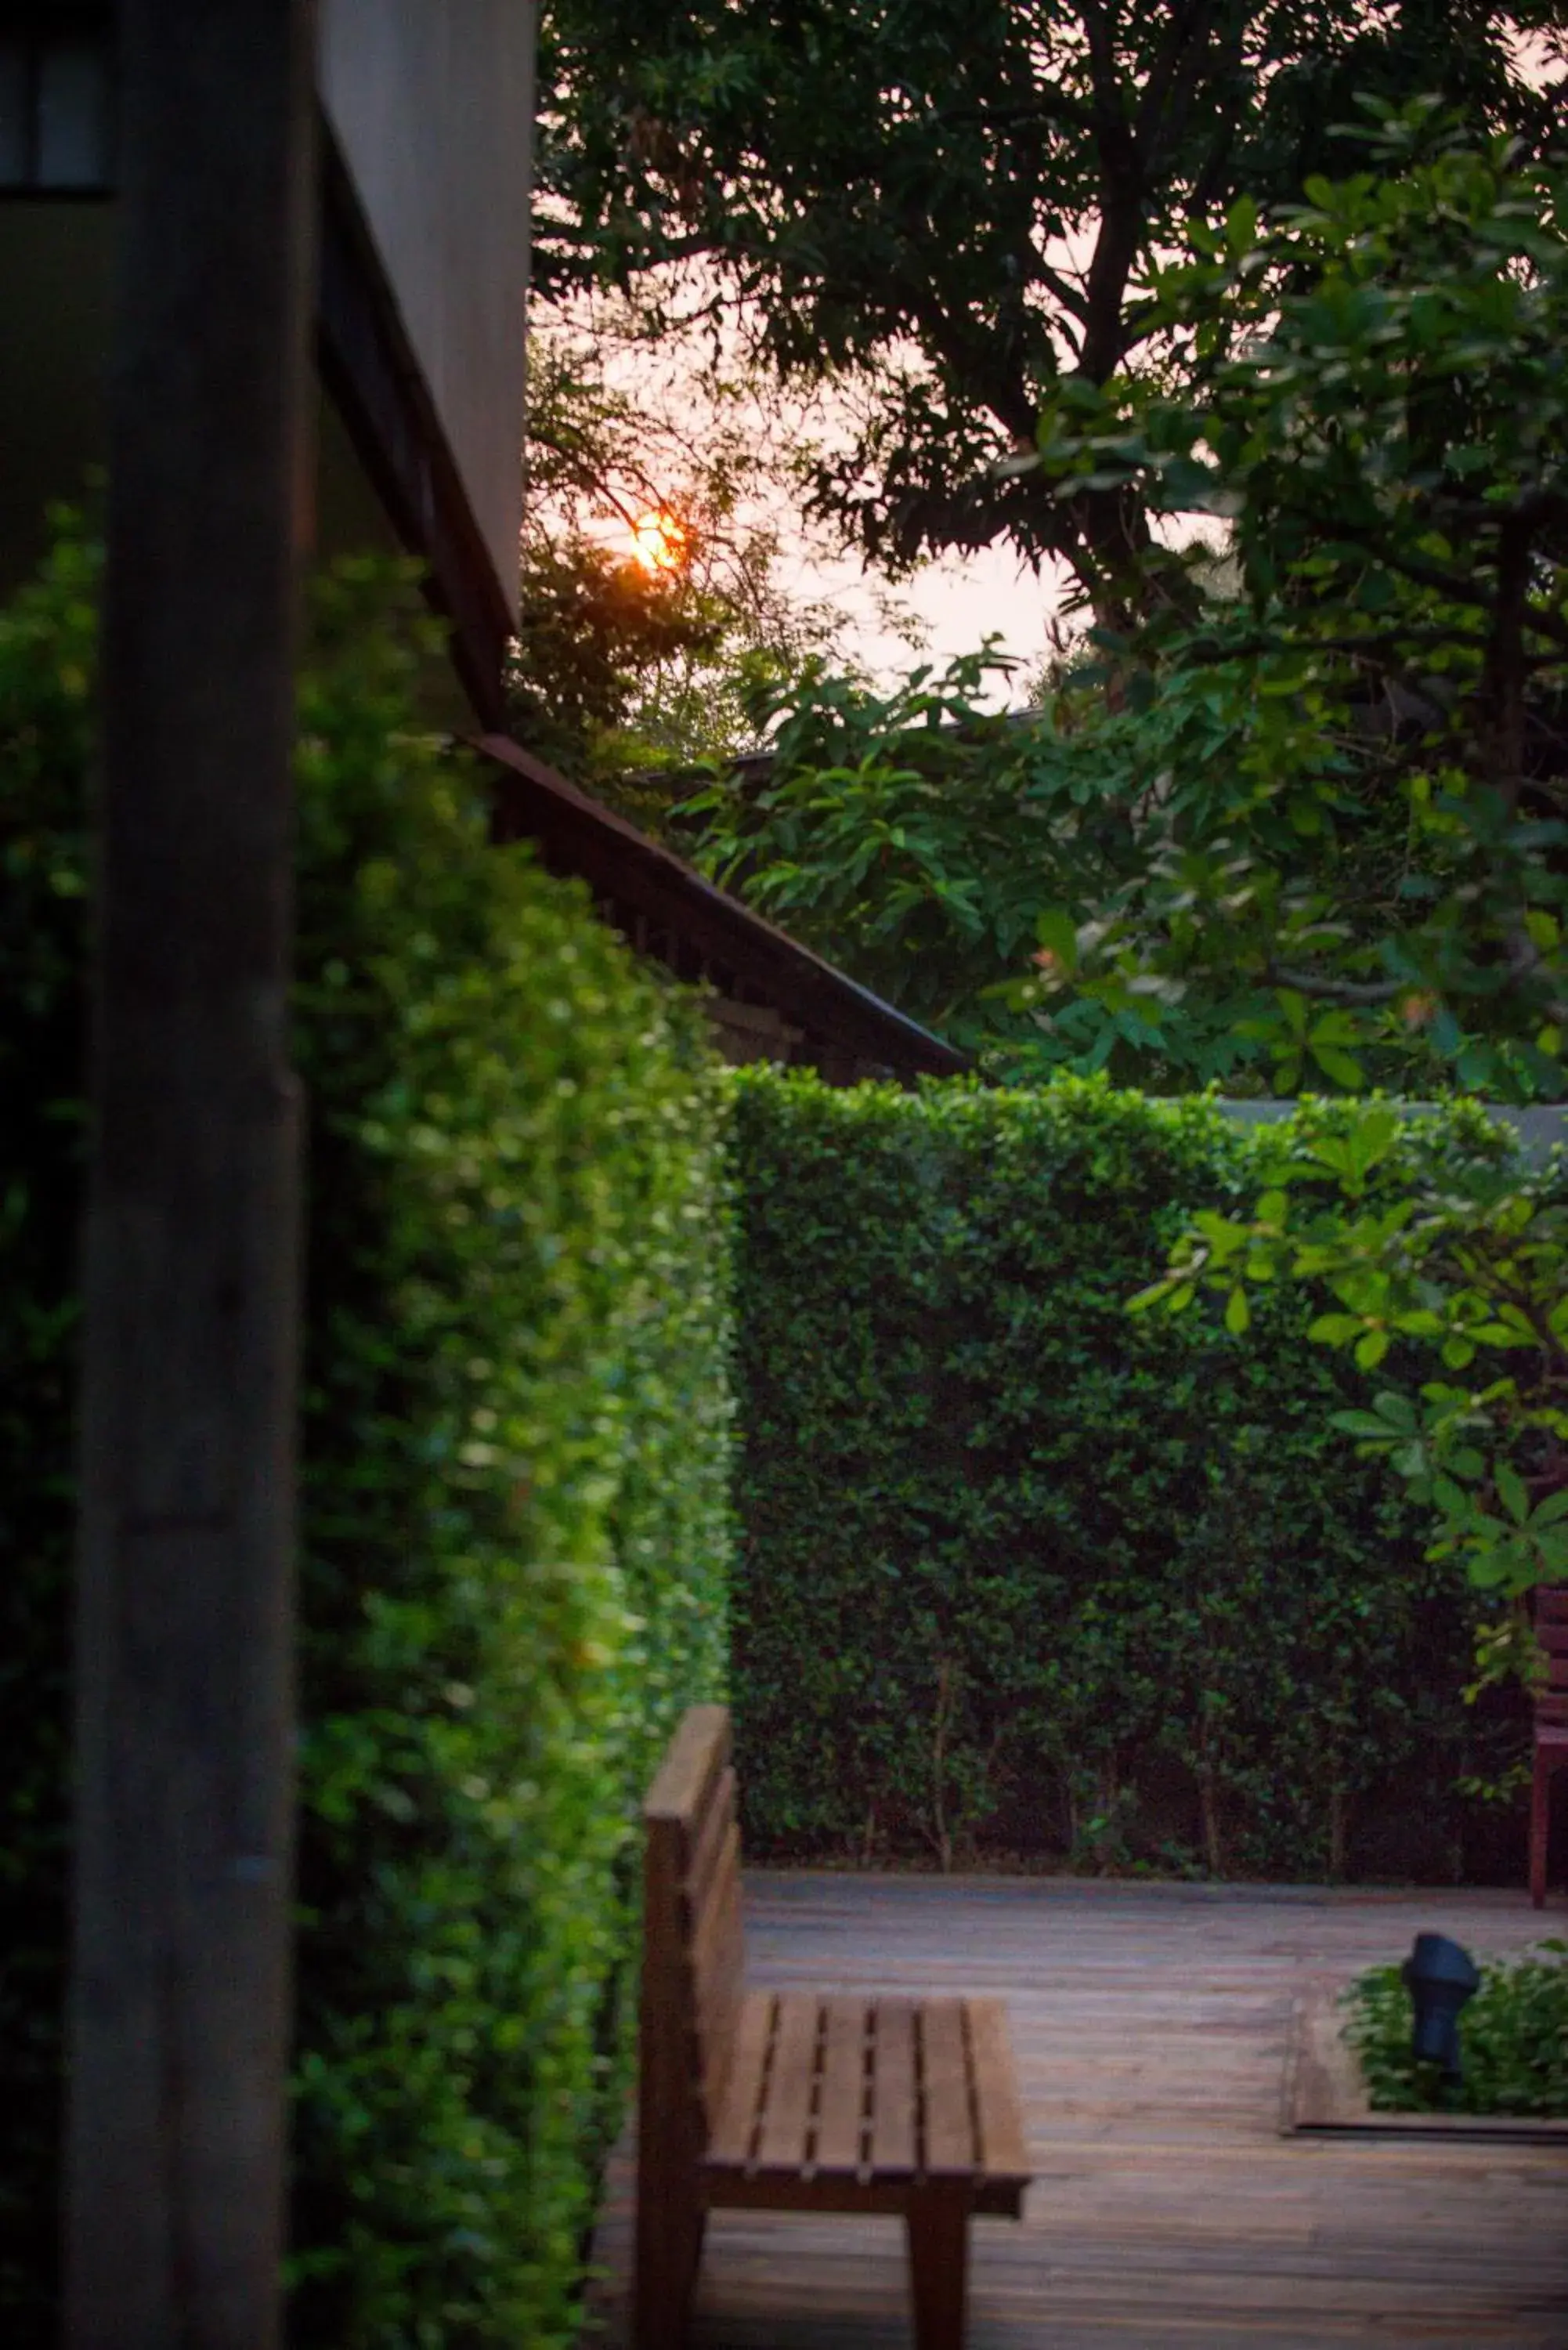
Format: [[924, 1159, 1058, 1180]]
[[1133, 1104, 1568, 1648], [1025, 122, 1568, 1097], [685, 128, 1568, 1108], [288, 567, 733, 2347], [726, 1069, 1526, 1879], [682, 642, 1303, 1082], [540, 0, 1564, 603], [0, 534, 733, 2346], [1348, 1940, 1568, 2114]]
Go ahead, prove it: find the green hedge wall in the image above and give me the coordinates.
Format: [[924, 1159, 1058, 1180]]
[[727, 1069, 1525, 1883], [0, 535, 732, 2346]]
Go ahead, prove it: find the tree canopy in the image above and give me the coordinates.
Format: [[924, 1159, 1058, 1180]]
[[539, 0, 1566, 613]]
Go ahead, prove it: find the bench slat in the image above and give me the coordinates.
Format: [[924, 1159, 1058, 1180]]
[[921, 1999, 977, 2175], [706, 1989, 775, 2168], [811, 1998, 871, 2178], [685, 1765, 737, 1918], [754, 1992, 822, 2172], [700, 1994, 742, 2131], [691, 1834, 742, 1981], [689, 1817, 742, 1954], [868, 1999, 917, 2175], [691, 1845, 745, 2117], [967, 1998, 1031, 2182]]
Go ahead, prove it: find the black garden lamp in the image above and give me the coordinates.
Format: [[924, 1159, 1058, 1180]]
[[1403, 1932, 1480, 2081]]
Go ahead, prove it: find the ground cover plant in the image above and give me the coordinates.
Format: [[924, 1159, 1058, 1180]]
[[727, 1067, 1526, 1881], [1346, 1941, 1568, 2115], [0, 529, 733, 2347]]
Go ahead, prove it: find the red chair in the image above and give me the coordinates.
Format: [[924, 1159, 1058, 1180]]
[[1530, 1585, 1568, 1908]]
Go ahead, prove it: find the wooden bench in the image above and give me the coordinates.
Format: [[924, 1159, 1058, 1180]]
[[635, 1705, 1032, 2348]]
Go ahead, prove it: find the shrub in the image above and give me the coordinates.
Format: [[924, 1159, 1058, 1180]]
[[0, 532, 733, 2346], [726, 1068, 1523, 1880], [1347, 1943, 1568, 2117]]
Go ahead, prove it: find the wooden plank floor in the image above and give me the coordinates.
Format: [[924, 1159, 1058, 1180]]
[[583, 1872, 1568, 2348]]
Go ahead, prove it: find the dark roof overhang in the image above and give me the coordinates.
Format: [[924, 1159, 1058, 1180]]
[[473, 732, 970, 1082]]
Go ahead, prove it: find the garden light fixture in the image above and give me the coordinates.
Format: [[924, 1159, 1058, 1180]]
[[1403, 1932, 1480, 2081]]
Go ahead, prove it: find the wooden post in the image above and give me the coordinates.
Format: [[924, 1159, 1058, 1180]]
[[906, 2190, 971, 2350], [636, 1805, 709, 2347], [65, 5, 317, 2346]]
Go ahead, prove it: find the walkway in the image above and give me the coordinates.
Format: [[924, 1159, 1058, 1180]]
[[584, 1872, 1568, 2348]]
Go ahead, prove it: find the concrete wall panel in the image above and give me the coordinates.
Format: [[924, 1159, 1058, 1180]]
[[320, 0, 534, 621]]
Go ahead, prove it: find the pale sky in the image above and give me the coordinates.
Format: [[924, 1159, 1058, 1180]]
[[804, 537, 1062, 700], [541, 295, 1064, 709]]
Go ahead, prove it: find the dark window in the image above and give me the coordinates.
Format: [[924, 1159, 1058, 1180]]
[[0, 22, 114, 195]]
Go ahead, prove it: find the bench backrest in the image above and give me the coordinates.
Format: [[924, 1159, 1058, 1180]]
[[640, 1705, 746, 2178], [1538, 1585, 1568, 1729]]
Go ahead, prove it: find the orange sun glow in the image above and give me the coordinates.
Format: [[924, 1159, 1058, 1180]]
[[627, 508, 688, 574]]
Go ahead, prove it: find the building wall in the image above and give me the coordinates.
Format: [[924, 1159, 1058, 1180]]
[[0, 201, 114, 601], [320, 0, 535, 624]]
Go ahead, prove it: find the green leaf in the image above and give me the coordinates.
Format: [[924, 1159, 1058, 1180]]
[[1495, 1462, 1530, 1525], [1032, 906, 1079, 971], [1311, 1313, 1367, 1346], [1226, 193, 1259, 255], [1331, 1409, 1398, 1438], [1311, 1044, 1366, 1090]]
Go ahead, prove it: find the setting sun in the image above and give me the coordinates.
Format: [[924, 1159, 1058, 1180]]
[[627, 507, 688, 575]]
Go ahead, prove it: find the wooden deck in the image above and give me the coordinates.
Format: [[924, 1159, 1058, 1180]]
[[583, 1871, 1568, 2348]]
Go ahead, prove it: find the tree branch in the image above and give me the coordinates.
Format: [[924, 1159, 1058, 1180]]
[[1136, 0, 1220, 174], [1027, 252, 1093, 327], [1252, 505, 1568, 660], [1263, 964, 1407, 1006]]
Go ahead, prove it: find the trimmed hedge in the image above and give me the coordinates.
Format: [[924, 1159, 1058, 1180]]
[[0, 534, 733, 2345], [726, 1069, 1526, 1882]]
